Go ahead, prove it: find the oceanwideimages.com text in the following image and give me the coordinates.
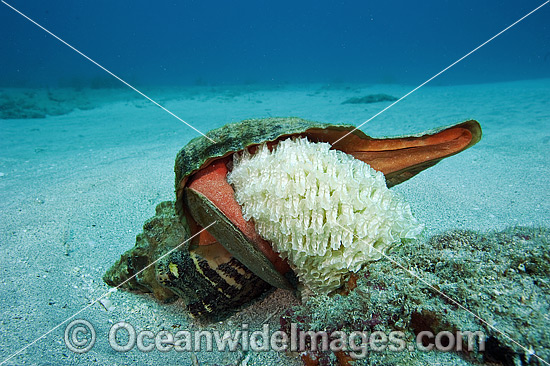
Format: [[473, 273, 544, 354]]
[[65, 319, 485, 358]]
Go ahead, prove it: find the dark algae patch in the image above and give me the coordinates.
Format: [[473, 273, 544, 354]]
[[0, 88, 134, 119], [342, 93, 398, 104]]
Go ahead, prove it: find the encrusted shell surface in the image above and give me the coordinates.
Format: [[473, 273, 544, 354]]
[[174, 117, 364, 217]]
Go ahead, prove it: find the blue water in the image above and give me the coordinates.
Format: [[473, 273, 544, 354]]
[[1, 0, 549, 87]]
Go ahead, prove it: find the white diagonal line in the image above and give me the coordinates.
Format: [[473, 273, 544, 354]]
[[1, 0, 216, 143], [333, 1, 549, 145], [0, 221, 217, 365], [335, 222, 548, 365]]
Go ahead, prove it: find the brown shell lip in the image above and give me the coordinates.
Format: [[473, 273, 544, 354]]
[[178, 119, 482, 290]]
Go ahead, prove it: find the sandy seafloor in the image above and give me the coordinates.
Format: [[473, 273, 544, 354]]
[[0, 78, 548, 365]]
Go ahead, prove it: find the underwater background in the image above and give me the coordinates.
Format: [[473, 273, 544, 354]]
[[1, 1, 549, 365], [2, 0, 549, 87]]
